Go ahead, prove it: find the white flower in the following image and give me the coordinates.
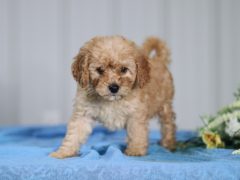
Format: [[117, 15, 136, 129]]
[[232, 149, 240, 155], [225, 117, 240, 137]]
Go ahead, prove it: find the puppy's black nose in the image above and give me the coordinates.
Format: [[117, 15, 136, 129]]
[[108, 83, 119, 93]]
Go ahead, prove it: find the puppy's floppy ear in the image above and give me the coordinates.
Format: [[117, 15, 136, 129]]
[[135, 52, 150, 88], [71, 48, 90, 88]]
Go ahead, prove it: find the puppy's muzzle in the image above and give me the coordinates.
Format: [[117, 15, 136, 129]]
[[108, 83, 119, 93]]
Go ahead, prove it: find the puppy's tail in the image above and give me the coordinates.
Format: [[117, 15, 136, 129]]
[[142, 37, 171, 65]]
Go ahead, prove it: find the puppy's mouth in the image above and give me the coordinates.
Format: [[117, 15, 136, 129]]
[[103, 94, 122, 101]]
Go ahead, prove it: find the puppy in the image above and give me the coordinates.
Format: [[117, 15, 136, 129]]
[[50, 36, 176, 158]]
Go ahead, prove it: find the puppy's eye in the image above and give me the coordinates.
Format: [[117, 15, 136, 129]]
[[120, 67, 128, 74], [96, 67, 104, 75]]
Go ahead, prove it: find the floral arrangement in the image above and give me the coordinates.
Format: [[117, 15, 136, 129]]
[[199, 87, 240, 154]]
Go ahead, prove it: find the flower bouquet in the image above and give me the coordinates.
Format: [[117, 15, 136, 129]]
[[199, 87, 240, 154], [177, 87, 240, 154]]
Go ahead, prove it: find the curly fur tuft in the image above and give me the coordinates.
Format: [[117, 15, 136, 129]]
[[142, 37, 171, 65]]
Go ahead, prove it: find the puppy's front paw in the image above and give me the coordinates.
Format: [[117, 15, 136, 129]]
[[50, 150, 77, 159], [124, 147, 147, 156]]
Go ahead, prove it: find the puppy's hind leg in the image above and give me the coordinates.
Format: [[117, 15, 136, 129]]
[[158, 103, 176, 151]]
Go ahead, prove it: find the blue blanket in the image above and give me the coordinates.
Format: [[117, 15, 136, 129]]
[[0, 125, 240, 180]]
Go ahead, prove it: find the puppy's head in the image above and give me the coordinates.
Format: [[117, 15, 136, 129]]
[[72, 36, 150, 101]]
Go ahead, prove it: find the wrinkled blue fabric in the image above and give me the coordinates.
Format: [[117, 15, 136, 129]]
[[0, 125, 240, 180]]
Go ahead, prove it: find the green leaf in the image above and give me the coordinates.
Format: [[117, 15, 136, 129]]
[[234, 86, 240, 101]]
